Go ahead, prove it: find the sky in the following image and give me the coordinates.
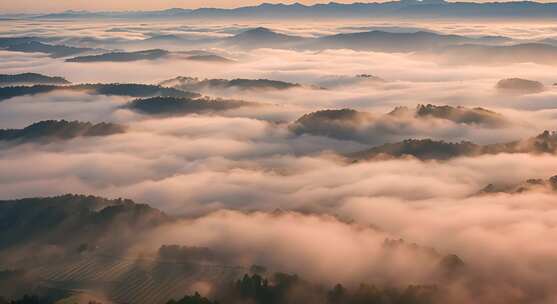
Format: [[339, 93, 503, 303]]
[[1, 0, 555, 13], [3, 0, 352, 13]]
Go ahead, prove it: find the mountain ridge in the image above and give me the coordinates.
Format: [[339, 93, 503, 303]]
[[23, 1, 557, 20]]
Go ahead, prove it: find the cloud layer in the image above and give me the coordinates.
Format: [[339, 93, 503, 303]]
[[2, 17, 557, 304]]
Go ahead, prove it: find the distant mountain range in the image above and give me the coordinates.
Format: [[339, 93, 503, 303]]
[[222, 28, 557, 65], [16, 1, 557, 20], [66, 49, 170, 62], [4, 28, 557, 65], [0, 37, 104, 58], [66, 49, 232, 63]]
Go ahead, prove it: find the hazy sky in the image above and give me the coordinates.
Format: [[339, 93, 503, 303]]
[[3, 0, 351, 13], [1, 0, 554, 13]]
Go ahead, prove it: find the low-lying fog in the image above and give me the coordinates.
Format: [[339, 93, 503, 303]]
[[2, 17, 557, 304]]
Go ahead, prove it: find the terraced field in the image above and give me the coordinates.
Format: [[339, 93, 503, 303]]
[[27, 254, 245, 304]]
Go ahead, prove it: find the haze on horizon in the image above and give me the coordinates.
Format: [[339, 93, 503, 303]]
[[2, 0, 556, 13]]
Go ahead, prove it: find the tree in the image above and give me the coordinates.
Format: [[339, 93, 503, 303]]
[[166, 292, 217, 304]]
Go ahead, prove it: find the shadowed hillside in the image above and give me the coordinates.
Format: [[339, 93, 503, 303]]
[[479, 174, 557, 195], [160, 76, 301, 92], [67, 49, 232, 63], [495, 78, 545, 94], [0, 83, 200, 101], [0, 37, 101, 58], [290, 105, 510, 144], [0, 73, 70, 86], [126, 96, 259, 116], [350, 130, 557, 160], [66, 49, 170, 62], [0, 194, 169, 252], [0, 120, 126, 144], [225, 27, 307, 49]]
